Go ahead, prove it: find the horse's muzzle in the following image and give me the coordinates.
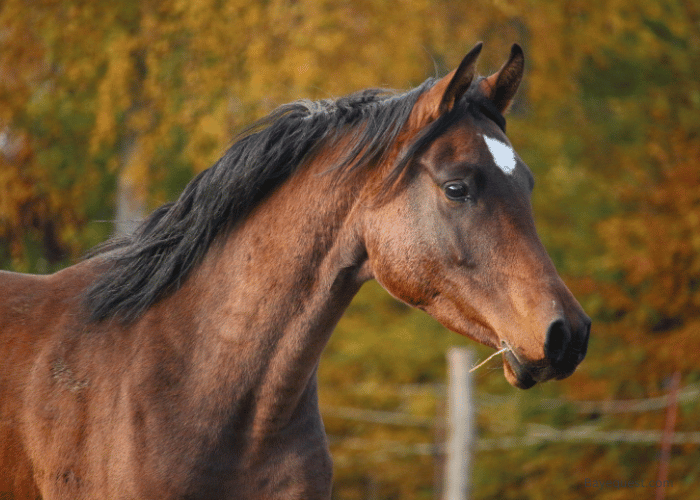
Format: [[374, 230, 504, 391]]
[[505, 314, 591, 389], [546, 315, 590, 378]]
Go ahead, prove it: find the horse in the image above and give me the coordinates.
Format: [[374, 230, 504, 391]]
[[0, 43, 590, 499]]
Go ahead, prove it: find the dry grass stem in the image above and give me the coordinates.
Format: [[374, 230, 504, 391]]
[[469, 346, 510, 373]]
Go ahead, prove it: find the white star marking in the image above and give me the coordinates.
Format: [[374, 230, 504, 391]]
[[482, 135, 517, 175]]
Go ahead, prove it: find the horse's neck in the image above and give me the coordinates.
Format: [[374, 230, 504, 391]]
[[173, 165, 367, 438]]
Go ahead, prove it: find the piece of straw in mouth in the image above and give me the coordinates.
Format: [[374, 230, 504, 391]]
[[469, 346, 510, 373]]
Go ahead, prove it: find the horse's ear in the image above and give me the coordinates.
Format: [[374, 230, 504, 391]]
[[408, 43, 483, 127], [480, 44, 524, 114], [438, 42, 483, 114]]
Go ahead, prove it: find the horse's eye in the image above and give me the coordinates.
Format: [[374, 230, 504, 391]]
[[444, 182, 470, 202]]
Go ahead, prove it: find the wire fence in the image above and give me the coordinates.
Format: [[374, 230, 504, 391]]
[[321, 381, 700, 455]]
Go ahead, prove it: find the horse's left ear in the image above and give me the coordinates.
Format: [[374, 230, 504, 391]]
[[438, 42, 483, 114], [480, 44, 524, 113], [408, 42, 483, 127]]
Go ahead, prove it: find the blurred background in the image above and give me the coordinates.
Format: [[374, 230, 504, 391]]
[[1, 1, 698, 498]]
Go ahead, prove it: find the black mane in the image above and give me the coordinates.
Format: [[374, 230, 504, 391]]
[[83, 78, 506, 324]]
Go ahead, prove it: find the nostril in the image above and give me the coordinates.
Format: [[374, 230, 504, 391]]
[[577, 317, 592, 360], [545, 318, 571, 366]]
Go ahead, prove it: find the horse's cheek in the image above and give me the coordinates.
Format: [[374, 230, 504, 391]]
[[368, 235, 442, 309]]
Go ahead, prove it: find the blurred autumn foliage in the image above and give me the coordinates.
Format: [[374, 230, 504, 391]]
[[1, 0, 700, 499]]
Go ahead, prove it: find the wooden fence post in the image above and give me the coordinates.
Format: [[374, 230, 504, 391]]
[[443, 348, 475, 500], [656, 371, 681, 500]]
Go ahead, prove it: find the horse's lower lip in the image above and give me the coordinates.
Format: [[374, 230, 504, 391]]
[[504, 350, 537, 389]]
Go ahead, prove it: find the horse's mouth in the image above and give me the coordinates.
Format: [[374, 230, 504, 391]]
[[502, 350, 538, 389], [502, 347, 579, 389]]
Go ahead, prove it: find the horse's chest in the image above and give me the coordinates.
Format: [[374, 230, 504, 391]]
[[175, 430, 334, 500]]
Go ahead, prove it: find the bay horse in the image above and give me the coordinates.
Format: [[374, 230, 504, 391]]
[[0, 43, 590, 499]]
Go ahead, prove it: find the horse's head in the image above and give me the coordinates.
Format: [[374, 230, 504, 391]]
[[359, 43, 590, 388]]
